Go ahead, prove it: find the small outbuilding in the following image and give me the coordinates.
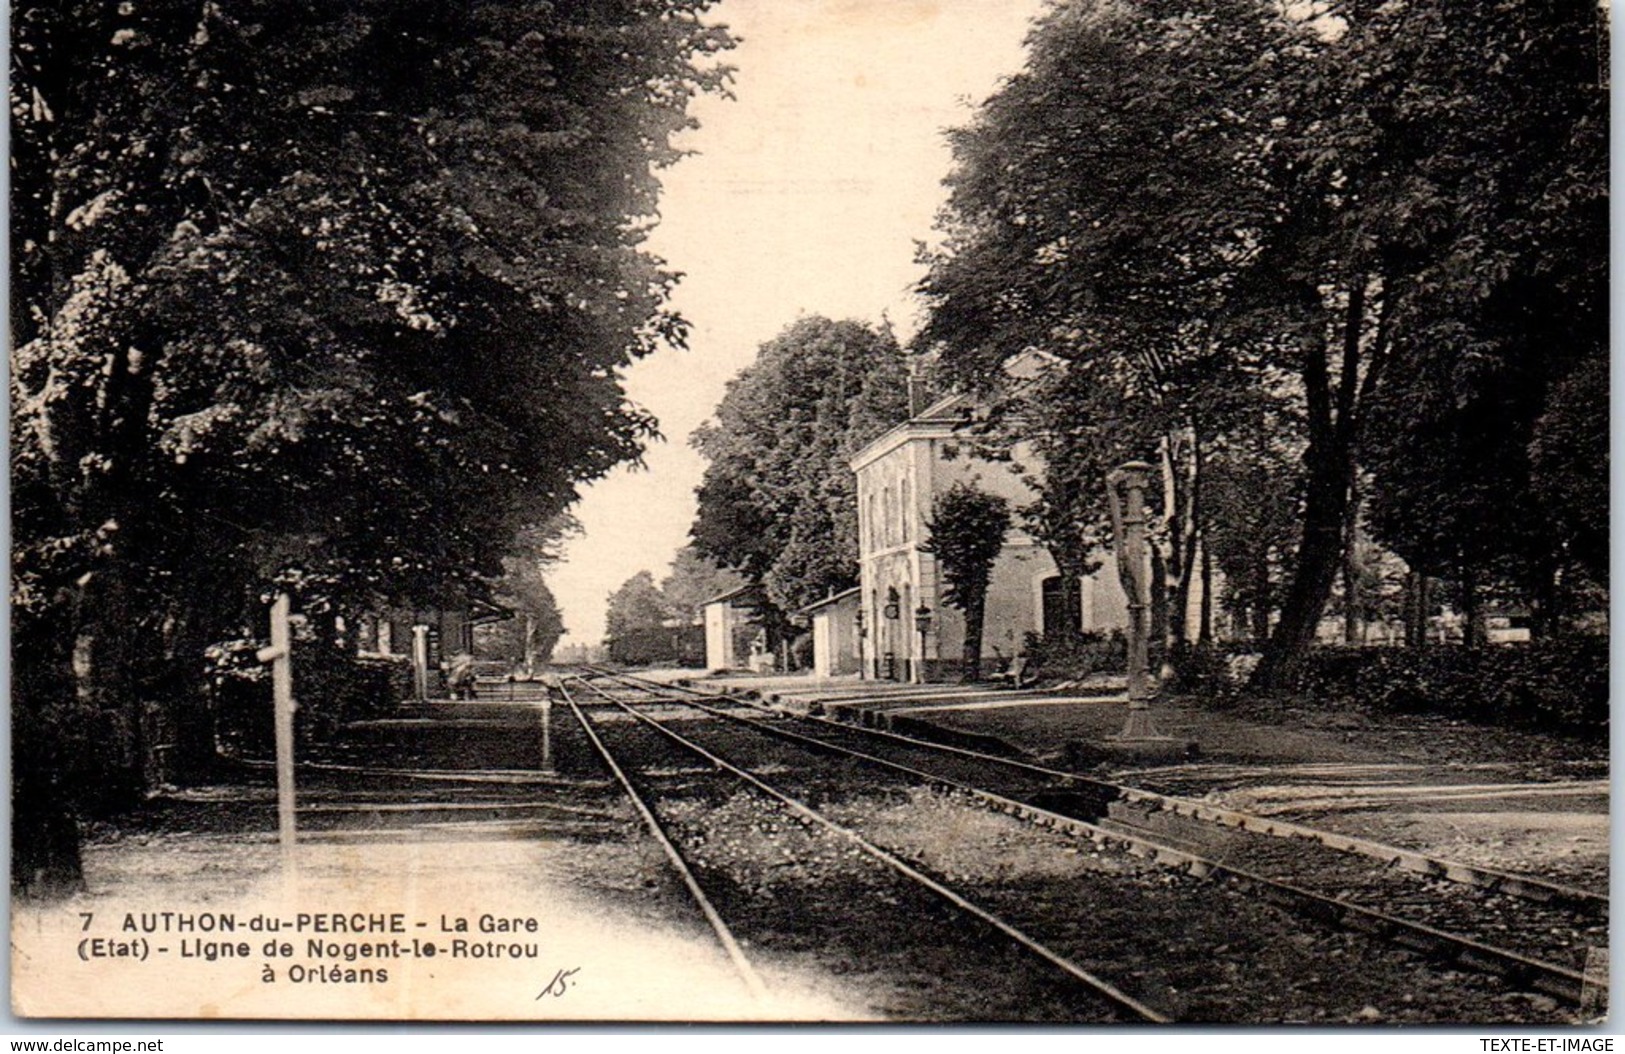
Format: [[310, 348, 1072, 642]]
[[800, 587, 862, 679], [701, 584, 765, 672]]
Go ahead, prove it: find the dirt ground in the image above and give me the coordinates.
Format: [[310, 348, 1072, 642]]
[[14, 828, 872, 1021], [13, 674, 1608, 1023], [696, 671, 1610, 894]]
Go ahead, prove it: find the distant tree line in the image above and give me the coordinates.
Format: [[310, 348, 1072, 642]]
[[916, 0, 1607, 686], [600, 548, 743, 666], [477, 521, 573, 675], [11, 0, 734, 894]]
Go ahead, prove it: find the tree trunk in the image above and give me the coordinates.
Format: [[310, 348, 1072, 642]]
[[523, 613, 538, 675], [1251, 287, 1373, 689], [71, 563, 147, 811], [165, 623, 218, 786], [1149, 543, 1169, 675], [1342, 541, 1360, 644], [962, 597, 986, 682], [1460, 570, 1485, 648], [12, 760, 86, 898], [12, 618, 87, 897], [1251, 553, 1272, 643], [1199, 541, 1214, 645], [1528, 559, 1561, 640], [1402, 571, 1423, 648], [1251, 426, 1352, 688], [1419, 575, 1433, 648], [1158, 426, 1201, 657]]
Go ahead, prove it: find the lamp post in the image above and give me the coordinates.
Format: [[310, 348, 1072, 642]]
[[883, 587, 900, 680], [854, 606, 868, 681], [913, 604, 933, 684], [1106, 460, 1166, 741]]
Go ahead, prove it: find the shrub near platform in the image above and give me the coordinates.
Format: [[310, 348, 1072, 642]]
[[1300, 641, 1609, 736], [1020, 629, 1128, 679]]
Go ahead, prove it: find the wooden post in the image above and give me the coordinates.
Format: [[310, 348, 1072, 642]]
[[256, 592, 297, 864], [540, 696, 554, 773]]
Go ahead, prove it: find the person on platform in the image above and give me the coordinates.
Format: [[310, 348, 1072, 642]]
[[445, 651, 477, 700]]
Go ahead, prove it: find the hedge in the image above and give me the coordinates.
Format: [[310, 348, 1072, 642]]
[[1297, 640, 1608, 735]]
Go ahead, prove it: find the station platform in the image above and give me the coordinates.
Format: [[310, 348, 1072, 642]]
[[645, 670, 1611, 895]]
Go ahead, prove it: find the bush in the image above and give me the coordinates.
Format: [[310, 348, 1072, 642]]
[[790, 632, 814, 671], [1165, 641, 1236, 696], [1021, 629, 1127, 678], [605, 625, 706, 666], [1299, 641, 1608, 735], [209, 644, 406, 756]]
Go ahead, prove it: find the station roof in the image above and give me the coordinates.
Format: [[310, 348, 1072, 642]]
[[701, 583, 764, 608], [797, 586, 861, 615]]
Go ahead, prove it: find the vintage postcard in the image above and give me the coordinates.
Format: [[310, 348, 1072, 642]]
[[10, 0, 1608, 1026]]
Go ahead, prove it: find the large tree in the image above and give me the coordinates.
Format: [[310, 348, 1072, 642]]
[[690, 316, 910, 647], [479, 519, 578, 673], [11, 0, 734, 894], [918, 0, 1298, 666], [605, 571, 674, 641], [1245, 0, 1606, 677], [1352, 3, 1609, 643], [919, 0, 1606, 687]]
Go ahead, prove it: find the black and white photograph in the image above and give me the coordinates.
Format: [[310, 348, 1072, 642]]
[[8, 0, 1611, 1028]]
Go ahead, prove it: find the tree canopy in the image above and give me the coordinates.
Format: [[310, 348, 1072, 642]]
[[690, 316, 911, 640], [480, 519, 578, 671], [605, 571, 674, 641], [10, 0, 735, 893], [918, 0, 1607, 684], [661, 544, 746, 627]]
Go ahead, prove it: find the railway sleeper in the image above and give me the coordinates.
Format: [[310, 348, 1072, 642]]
[[583, 668, 1599, 1008]]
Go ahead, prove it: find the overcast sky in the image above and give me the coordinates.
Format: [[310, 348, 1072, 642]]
[[547, 0, 1046, 645]]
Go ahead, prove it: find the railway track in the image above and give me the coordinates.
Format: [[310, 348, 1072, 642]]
[[597, 669, 1605, 908], [559, 668, 1589, 1023], [556, 675, 1154, 1022], [572, 666, 1603, 1018]]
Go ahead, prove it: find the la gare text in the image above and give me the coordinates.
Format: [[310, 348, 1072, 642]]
[[116, 911, 540, 934]]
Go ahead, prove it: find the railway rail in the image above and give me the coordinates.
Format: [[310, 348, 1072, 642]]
[[572, 666, 1602, 1014], [557, 673, 1166, 1022], [594, 667, 1605, 909]]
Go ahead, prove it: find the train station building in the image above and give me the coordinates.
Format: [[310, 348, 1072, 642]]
[[848, 389, 1130, 683]]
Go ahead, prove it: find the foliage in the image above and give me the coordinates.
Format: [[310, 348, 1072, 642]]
[[923, 482, 1010, 679], [1298, 643, 1608, 737], [9, 0, 734, 894], [477, 579, 565, 670], [605, 571, 674, 642], [925, 483, 1011, 612], [918, 0, 1607, 687], [1201, 425, 1302, 642], [601, 549, 748, 667], [1351, 2, 1609, 640], [790, 632, 815, 672], [479, 518, 577, 669], [660, 544, 746, 627], [917, 0, 1307, 667], [691, 316, 910, 632], [1019, 629, 1127, 679], [605, 625, 705, 668]]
